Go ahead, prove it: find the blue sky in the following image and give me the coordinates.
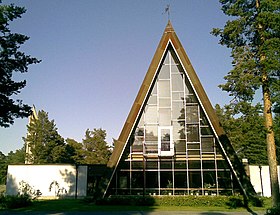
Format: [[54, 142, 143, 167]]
[[0, 0, 233, 155]]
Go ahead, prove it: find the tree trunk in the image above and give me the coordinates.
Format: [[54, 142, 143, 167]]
[[262, 72, 280, 207], [256, 0, 279, 206]]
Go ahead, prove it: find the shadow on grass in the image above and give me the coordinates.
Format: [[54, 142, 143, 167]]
[[0, 199, 266, 215]]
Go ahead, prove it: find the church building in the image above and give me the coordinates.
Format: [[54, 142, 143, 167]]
[[104, 21, 255, 197]]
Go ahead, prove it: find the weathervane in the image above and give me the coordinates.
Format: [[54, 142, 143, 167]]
[[163, 4, 171, 21]]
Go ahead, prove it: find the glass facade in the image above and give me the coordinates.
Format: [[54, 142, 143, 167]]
[[107, 45, 240, 196]]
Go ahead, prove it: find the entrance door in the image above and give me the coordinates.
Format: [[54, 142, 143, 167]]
[[158, 127, 174, 156]]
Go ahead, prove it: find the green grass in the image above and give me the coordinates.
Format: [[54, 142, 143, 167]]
[[2, 198, 270, 213]]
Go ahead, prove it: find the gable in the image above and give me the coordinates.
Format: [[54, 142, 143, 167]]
[[106, 21, 255, 197]]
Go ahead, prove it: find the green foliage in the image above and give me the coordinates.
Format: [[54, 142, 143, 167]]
[[0, 152, 6, 185], [65, 138, 84, 164], [96, 195, 155, 206], [215, 103, 267, 164], [96, 195, 263, 208], [81, 128, 111, 164], [0, 3, 41, 127], [0, 193, 32, 209], [211, 0, 280, 106], [24, 110, 70, 164], [265, 204, 280, 215], [0, 148, 25, 185], [213, 0, 280, 205]]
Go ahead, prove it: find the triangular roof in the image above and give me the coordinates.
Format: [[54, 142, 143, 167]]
[[106, 21, 255, 197]]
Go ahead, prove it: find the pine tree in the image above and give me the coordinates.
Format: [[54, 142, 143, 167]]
[[215, 103, 267, 165], [0, 3, 40, 127], [212, 0, 280, 205], [82, 128, 111, 164], [24, 110, 68, 164], [65, 138, 84, 164]]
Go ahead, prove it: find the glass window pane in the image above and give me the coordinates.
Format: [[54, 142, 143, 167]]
[[148, 95, 157, 105], [187, 143, 200, 150], [160, 160, 172, 169], [132, 140, 143, 152], [175, 160, 187, 169], [217, 160, 229, 169], [175, 140, 186, 153], [201, 137, 214, 152], [188, 150, 200, 155], [189, 171, 202, 188], [203, 171, 217, 189], [146, 160, 158, 169], [188, 160, 201, 169], [185, 95, 197, 103], [118, 172, 129, 189], [173, 120, 185, 140], [159, 108, 171, 126], [145, 106, 157, 124], [138, 114, 144, 127], [135, 127, 144, 138], [201, 126, 213, 135], [163, 52, 169, 64], [158, 65, 170, 79], [145, 125, 158, 141], [158, 80, 170, 97], [131, 172, 143, 188], [146, 171, 158, 188], [159, 98, 171, 107], [145, 141, 158, 154], [202, 160, 215, 169], [172, 92, 184, 100], [132, 161, 143, 169], [174, 172, 187, 188], [187, 124, 199, 142], [172, 73, 184, 91], [160, 129, 171, 151], [160, 171, 173, 188], [186, 105, 199, 123], [172, 101, 184, 120], [185, 78, 194, 94], [217, 171, 232, 189], [151, 82, 157, 94]]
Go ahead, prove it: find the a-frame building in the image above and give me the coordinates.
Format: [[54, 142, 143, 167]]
[[105, 21, 255, 197]]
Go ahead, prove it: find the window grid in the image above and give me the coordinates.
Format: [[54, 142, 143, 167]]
[[112, 48, 237, 196]]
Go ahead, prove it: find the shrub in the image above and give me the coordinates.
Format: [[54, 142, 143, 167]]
[[96, 195, 155, 206], [225, 196, 244, 208], [0, 193, 32, 209], [249, 196, 264, 207], [97, 195, 249, 208], [265, 204, 280, 215]]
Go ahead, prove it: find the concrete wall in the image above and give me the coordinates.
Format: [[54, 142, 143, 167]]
[[6, 165, 87, 198], [249, 165, 280, 197], [6, 164, 280, 198]]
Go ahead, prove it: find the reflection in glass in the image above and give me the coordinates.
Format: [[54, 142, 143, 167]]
[[186, 105, 199, 123], [187, 124, 199, 142], [111, 47, 239, 196]]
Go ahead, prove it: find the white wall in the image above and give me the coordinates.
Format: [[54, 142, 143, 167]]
[[6, 165, 87, 198], [249, 165, 280, 197]]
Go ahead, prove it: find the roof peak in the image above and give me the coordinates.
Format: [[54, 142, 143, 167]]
[[164, 20, 174, 33]]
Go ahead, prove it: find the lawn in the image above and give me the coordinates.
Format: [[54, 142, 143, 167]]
[[3, 198, 269, 213]]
